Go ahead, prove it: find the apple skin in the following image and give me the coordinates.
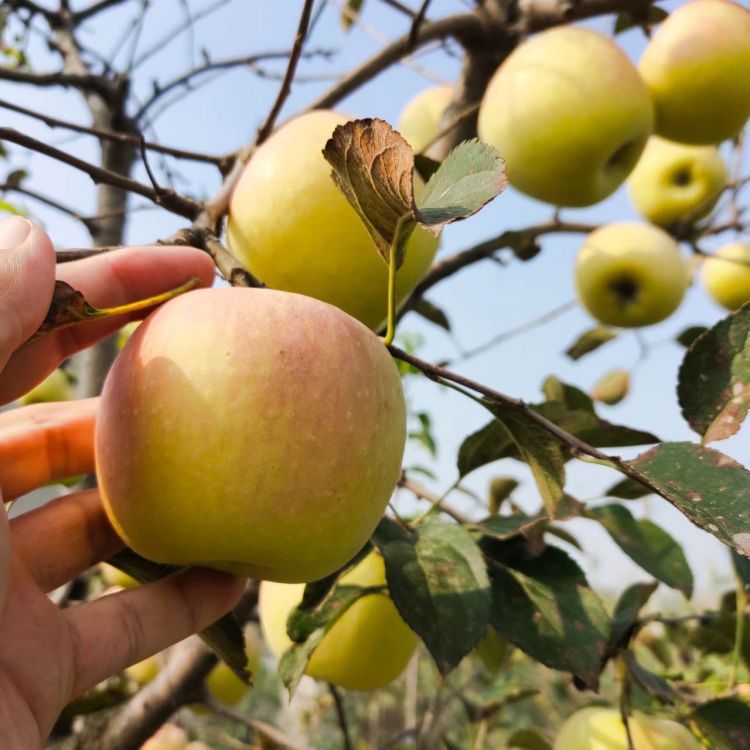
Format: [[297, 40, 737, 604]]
[[477, 26, 653, 207], [638, 0, 750, 145], [140, 724, 188, 750], [96, 288, 407, 583], [575, 222, 687, 328], [125, 654, 162, 686], [259, 551, 418, 691], [397, 85, 453, 156], [226, 110, 439, 331], [100, 563, 139, 589], [19, 368, 72, 405], [628, 136, 728, 226], [702, 242, 750, 310], [554, 707, 701, 750]]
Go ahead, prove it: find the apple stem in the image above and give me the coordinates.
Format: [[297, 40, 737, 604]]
[[382, 228, 399, 347]]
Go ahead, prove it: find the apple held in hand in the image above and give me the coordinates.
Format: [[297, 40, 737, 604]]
[[575, 222, 687, 328], [397, 85, 453, 156], [702, 242, 750, 310], [259, 551, 418, 691], [19, 367, 72, 405], [628, 136, 728, 226], [96, 288, 407, 583], [554, 707, 701, 749], [226, 110, 439, 331], [639, 0, 750, 145], [477, 27, 653, 207]]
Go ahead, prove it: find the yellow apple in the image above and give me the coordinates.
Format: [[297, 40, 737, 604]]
[[226, 110, 439, 331], [259, 551, 418, 691], [575, 222, 687, 327], [96, 288, 406, 583], [627, 136, 728, 226], [477, 27, 653, 207], [397, 85, 453, 156], [638, 0, 750, 145], [100, 563, 139, 589], [554, 707, 701, 749], [117, 321, 141, 350], [591, 370, 630, 406], [19, 367, 72, 405], [702, 242, 750, 310], [140, 724, 188, 750], [125, 654, 162, 686], [204, 626, 263, 706]]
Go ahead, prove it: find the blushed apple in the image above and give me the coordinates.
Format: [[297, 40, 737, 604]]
[[702, 242, 750, 310]]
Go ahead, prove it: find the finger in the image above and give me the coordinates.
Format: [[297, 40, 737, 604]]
[[0, 399, 97, 501], [65, 568, 246, 696], [10, 488, 121, 592], [0, 217, 56, 373], [0, 245, 215, 403]]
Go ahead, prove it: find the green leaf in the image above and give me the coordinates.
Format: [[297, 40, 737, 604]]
[[678, 306, 750, 443], [690, 698, 750, 750], [488, 476, 519, 514], [565, 325, 617, 360], [542, 376, 594, 412], [676, 325, 708, 348], [415, 139, 506, 232], [373, 517, 491, 673], [605, 476, 653, 500], [625, 652, 677, 704], [507, 728, 553, 750], [413, 297, 451, 331], [630, 442, 750, 558], [341, 0, 365, 30], [475, 513, 545, 541], [278, 628, 326, 697], [486, 542, 610, 689], [587, 504, 693, 597], [608, 581, 659, 655]]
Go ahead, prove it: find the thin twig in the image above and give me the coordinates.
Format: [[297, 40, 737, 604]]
[[329, 684, 353, 750], [408, 0, 433, 48]]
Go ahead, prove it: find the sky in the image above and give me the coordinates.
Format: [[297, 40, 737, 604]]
[[2, 0, 749, 605]]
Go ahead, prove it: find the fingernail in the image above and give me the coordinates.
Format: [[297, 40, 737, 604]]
[[0, 216, 32, 251]]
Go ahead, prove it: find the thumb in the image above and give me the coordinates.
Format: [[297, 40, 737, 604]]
[[0, 216, 56, 372]]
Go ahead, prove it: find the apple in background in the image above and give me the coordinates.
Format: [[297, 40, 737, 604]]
[[702, 242, 750, 310], [139, 724, 188, 750], [397, 85, 453, 156], [477, 27, 653, 207], [473, 626, 507, 674], [627, 136, 728, 226], [125, 654, 163, 686], [18, 367, 72, 405], [100, 563, 139, 590], [226, 110, 439, 331], [259, 551, 418, 691], [575, 222, 687, 328], [203, 626, 263, 706], [639, 0, 750, 145], [96, 288, 406, 583], [554, 707, 702, 749]]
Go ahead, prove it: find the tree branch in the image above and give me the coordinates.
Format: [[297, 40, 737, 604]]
[[73, 0, 133, 24]]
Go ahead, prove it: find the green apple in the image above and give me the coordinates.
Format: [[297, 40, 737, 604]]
[[477, 26, 653, 207], [575, 222, 687, 327], [627, 136, 728, 226], [96, 288, 406, 583], [226, 110, 439, 331], [259, 551, 418, 691], [554, 707, 701, 749], [19, 367, 72, 405], [639, 0, 750, 145], [702, 242, 750, 310], [140, 724, 188, 750], [100, 563, 139, 589], [397, 85, 453, 156]]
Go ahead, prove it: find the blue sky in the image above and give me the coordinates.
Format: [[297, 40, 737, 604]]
[[3, 0, 749, 603]]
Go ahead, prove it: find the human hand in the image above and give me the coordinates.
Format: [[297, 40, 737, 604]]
[[0, 216, 245, 747]]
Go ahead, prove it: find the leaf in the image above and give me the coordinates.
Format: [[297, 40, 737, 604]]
[[323, 118, 417, 268], [587, 504, 693, 597], [413, 297, 451, 331], [297, 542, 372, 611], [605, 476, 653, 500], [29, 277, 198, 343], [475, 513, 545, 541], [542, 376, 594, 412], [676, 325, 708, 348], [625, 652, 677, 704], [630, 442, 750, 558], [608, 581, 659, 655], [340, 0, 365, 30], [5, 168, 27, 189], [414, 139, 506, 233], [565, 325, 617, 360], [373, 517, 491, 673], [486, 543, 610, 690], [591, 369, 630, 406], [488, 476, 519, 514], [278, 628, 326, 697], [507, 728, 553, 750], [690, 699, 750, 750], [414, 153, 441, 182], [678, 306, 750, 443], [614, 4, 668, 33]]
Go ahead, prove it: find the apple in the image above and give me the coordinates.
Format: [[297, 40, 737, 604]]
[[477, 26, 653, 207], [554, 707, 701, 750], [473, 626, 507, 674], [638, 0, 750, 145], [628, 136, 728, 226], [397, 85, 453, 156], [140, 724, 188, 750], [591, 369, 630, 406], [18, 367, 72, 405], [125, 654, 162, 686], [259, 550, 418, 691], [702, 242, 750, 310], [96, 288, 406, 583], [100, 562, 139, 589], [226, 110, 439, 331], [575, 222, 687, 327], [203, 626, 263, 706]]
